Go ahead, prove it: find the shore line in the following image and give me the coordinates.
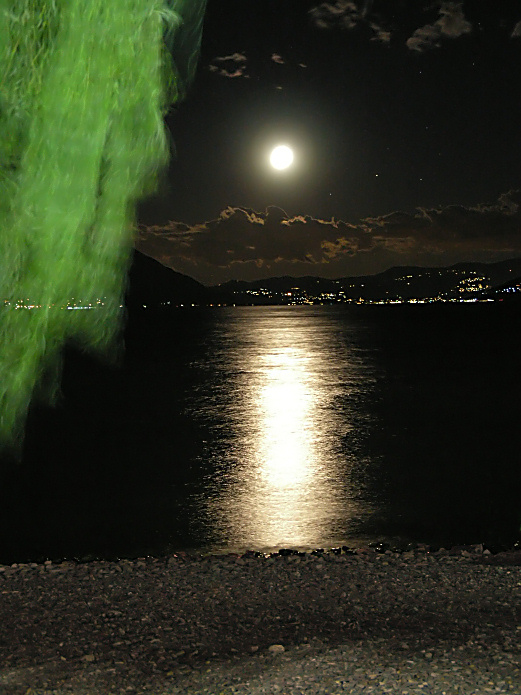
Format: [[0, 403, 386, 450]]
[[2, 539, 520, 570]]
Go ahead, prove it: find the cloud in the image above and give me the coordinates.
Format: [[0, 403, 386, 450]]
[[208, 52, 249, 78], [361, 190, 521, 253], [369, 22, 391, 44], [308, 0, 387, 41], [406, 24, 442, 52], [137, 191, 521, 283], [437, 1, 472, 37], [209, 50, 307, 81], [361, 0, 374, 18], [309, 1, 359, 30], [271, 53, 285, 64], [137, 206, 371, 281], [407, 2, 472, 52], [512, 20, 521, 38], [308, 1, 477, 50]]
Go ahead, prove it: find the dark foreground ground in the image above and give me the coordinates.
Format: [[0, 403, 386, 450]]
[[0, 546, 520, 694]]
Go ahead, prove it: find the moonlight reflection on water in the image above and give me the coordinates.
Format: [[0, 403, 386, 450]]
[[191, 307, 377, 552]]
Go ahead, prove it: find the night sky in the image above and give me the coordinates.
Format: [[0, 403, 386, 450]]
[[137, 0, 521, 285]]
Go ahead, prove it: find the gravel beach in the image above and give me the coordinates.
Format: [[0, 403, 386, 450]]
[[0, 546, 520, 694]]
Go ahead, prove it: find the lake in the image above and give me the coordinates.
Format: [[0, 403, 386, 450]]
[[0, 303, 520, 562]]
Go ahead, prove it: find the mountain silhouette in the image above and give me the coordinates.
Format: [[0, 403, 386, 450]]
[[126, 250, 207, 308]]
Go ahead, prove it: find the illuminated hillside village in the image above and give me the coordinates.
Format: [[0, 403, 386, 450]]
[[4, 256, 521, 310]]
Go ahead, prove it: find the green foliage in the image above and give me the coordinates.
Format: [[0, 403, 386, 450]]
[[0, 0, 207, 454]]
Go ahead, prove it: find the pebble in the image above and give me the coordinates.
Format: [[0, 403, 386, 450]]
[[0, 544, 519, 694], [268, 644, 286, 654]]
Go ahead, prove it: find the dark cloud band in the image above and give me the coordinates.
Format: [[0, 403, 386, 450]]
[[137, 190, 521, 283]]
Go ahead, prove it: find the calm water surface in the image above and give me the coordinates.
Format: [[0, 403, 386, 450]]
[[0, 304, 520, 561], [184, 307, 380, 552]]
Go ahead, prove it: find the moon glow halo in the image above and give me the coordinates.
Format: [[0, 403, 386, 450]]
[[270, 145, 294, 170]]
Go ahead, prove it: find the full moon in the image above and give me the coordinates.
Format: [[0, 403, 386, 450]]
[[270, 145, 294, 170]]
